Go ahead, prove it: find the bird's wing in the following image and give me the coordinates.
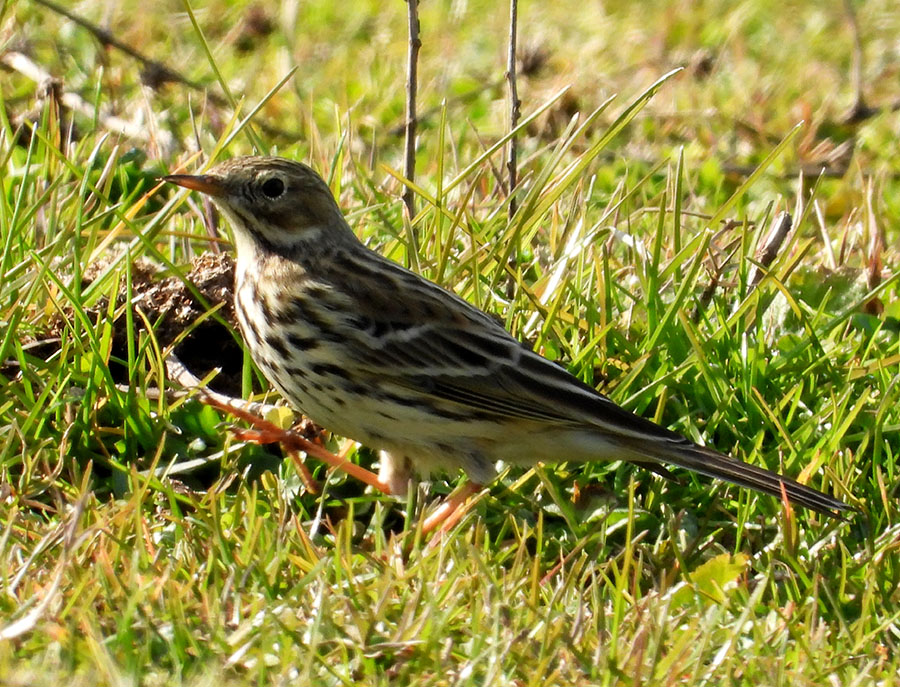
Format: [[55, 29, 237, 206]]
[[331, 250, 678, 441], [376, 321, 679, 439]]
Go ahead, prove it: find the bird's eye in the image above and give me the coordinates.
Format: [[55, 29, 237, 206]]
[[260, 176, 285, 199]]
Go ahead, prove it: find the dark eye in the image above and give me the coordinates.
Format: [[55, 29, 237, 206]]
[[260, 176, 285, 199]]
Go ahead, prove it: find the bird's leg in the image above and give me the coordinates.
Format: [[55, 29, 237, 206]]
[[422, 481, 482, 535], [201, 395, 394, 495], [281, 448, 319, 494]]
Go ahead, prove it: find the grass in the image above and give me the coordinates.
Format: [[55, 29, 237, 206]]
[[1, 0, 899, 684]]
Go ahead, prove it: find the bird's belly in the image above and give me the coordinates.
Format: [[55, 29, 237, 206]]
[[235, 300, 452, 446], [238, 321, 348, 430]]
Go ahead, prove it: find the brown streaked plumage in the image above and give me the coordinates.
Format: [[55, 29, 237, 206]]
[[164, 156, 851, 518]]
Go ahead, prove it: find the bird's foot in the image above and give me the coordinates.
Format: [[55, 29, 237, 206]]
[[422, 481, 482, 540], [202, 395, 394, 495]]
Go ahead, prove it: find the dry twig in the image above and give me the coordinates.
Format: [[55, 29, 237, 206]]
[[402, 0, 421, 220], [32, 0, 223, 101], [506, 0, 521, 219]]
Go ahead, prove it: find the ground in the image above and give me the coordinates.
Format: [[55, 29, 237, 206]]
[[0, 0, 898, 684]]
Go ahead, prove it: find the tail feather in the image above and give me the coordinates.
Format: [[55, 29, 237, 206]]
[[634, 441, 851, 517]]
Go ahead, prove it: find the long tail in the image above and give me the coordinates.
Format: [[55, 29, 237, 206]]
[[631, 441, 851, 516]]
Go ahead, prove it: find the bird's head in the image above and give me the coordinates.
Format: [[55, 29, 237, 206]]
[[164, 156, 356, 256]]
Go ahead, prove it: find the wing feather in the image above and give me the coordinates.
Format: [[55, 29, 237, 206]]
[[328, 248, 680, 438]]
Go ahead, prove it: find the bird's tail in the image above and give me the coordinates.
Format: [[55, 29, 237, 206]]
[[629, 440, 851, 517]]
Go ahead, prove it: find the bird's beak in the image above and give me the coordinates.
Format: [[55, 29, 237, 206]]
[[162, 174, 226, 197]]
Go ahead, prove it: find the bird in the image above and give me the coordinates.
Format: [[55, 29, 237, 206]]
[[163, 156, 851, 524]]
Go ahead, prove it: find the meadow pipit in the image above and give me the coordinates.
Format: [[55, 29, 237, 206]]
[[164, 156, 850, 521]]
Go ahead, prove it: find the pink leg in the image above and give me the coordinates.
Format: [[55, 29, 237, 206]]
[[422, 482, 482, 536], [203, 395, 394, 495]]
